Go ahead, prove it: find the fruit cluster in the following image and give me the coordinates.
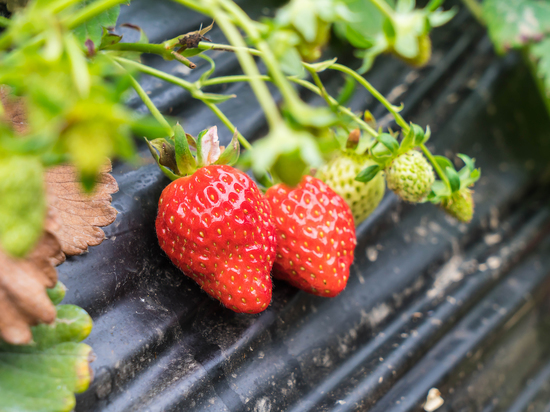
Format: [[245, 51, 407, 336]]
[[153, 125, 479, 314]]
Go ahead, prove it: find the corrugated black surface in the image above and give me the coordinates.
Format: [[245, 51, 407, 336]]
[[57, 1, 550, 411]]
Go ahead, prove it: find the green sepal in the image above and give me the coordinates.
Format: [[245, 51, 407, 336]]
[[434, 155, 454, 172], [355, 164, 380, 183], [446, 166, 461, 193], [174, 123, 196, 175], [400, 125, 416, 153], [47, 282, 67, 305], [377, 133, 399, 154], [306, 57, 338, 72], [457, 153, 475, 171], [215, 130, 240, 166], [144, 137, 180, 181], [195, 129, 208, 168]]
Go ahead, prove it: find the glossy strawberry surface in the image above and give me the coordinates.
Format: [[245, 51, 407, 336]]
[[156, 165, 276, 313], [265, 176, 356, 297]]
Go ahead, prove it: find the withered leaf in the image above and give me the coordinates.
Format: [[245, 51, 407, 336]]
[[46, 162, 119, 263], [0, 86, 27, 134], [0, 224, 60, 344]]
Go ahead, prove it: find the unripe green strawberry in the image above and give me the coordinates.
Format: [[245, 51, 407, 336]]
[[316, 152, 385, 224], [394, 34, 432, 68], [441, 188, 474, 223], [386, 150, 434, 203]]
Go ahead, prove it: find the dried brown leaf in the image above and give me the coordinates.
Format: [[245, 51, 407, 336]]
[[46, 162, 119, 263], [0, 224, 60, 344], [0, 86, 27, 134]]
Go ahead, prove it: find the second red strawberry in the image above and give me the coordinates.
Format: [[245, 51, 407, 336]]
[[265, 176, 357, 297]]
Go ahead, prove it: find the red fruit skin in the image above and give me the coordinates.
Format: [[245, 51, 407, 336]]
[[156, 165, 276, 313], [265, 176, 356, 297]]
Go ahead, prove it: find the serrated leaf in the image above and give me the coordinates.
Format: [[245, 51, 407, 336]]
[[483, 0, 550, 53], [73, 0, 121, 48], [0, 304, 94, 412], [446, 166, 460, 193], [355, 164, 380, 183]]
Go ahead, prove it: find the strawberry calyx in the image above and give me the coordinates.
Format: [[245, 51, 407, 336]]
[[145, 124, 240, 180]]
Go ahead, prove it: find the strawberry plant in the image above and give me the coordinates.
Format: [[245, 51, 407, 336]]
[[0, 0, 486, 407]]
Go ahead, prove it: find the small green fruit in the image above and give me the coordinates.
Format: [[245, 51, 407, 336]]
[[441, 188, 474, 223], [386, 150, 434, 203], [316, 152, 385, 224], [393, 34, 432, 68]]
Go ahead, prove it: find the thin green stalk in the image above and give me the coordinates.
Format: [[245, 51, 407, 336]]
[[115, 56, 253, 149], [218, 0, 305, 113], [203, 101, 252, 150], [461, 0, 485, 26], [111, 59, 174, 137], [197, 41, 263, 56], [104, 42, 169, 56], [420, 144, 450, 189], [304, 64, 337, 111], [201, 74, 271, 86], [289, 77, 378, 137], [115, 56, 195, 90], [211, 5, 282, 129], [367, 0, 394, 20], [330, 63, 410, 132], [169, 0, 214, 17], [65, 0, 127, 29], [201, 73, 378, 137]]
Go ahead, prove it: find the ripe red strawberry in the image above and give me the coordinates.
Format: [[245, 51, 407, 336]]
[[265, 176, 356, 297], [156, 165, 277, 313]]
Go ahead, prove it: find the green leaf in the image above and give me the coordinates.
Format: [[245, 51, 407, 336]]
[[144, 138, 180, 181], [0, 156, 46, 257], [483, 0, 550, 53], [377, 133, 399, 154], [73, 0, 121, 48], [0, 304, 94, 411], [446, 166, 461, 193], [355, 164, 380, 183]]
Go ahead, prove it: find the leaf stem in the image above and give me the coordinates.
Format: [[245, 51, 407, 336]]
[[420, 143, 450, 189], [203, 101, 252, 150], [210, 3, 282, 129], [112, 60, 173, 137], [197, 41, 263, 56], [114, 56, 252, 148], [330, 63, 410, 132]]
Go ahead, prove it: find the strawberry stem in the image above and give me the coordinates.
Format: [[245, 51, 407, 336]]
[[111, 59, 174, 137]]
